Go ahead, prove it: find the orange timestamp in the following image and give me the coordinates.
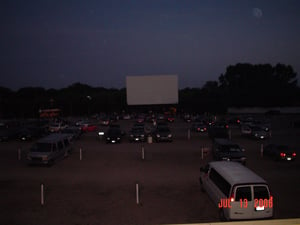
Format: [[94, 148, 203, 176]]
[[218, 196, 273, 208]]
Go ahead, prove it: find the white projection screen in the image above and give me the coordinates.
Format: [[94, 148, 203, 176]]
[[126, 75, 178, 105]]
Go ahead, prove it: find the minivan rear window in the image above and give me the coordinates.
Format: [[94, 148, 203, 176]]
[[254, 186, 269, 199], [235, 186, 252, 201]]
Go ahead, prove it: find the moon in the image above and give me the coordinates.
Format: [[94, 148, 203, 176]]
[[252, 8, 263, 19]]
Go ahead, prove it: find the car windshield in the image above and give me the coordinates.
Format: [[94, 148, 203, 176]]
[[107, 128, 121, 135], [158, 127, 170, 132], [31, 143, 52, 152]]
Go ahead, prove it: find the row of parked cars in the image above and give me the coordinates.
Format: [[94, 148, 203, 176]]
[[101, 121, 173, 144]]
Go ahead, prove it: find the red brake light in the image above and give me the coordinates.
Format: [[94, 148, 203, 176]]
[[280, 152, 286, 157], [292, 152, 296, 157], [230, 191, 235, 202], [204, 127, 207, 131], [237, 119, 240, 123], [226, 125, 229, 129]]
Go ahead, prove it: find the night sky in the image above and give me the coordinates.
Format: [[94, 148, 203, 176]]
[[1, 0, 300, 90]]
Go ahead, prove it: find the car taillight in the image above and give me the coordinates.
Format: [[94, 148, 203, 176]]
[[204, 127, 207, 131], [237, 119, 240, 124], [226, 125, 229, 129], [280, 152, 286, 157], [230, 191, 235, 202], [292, 152, 296, 157], [197, 128, 200, 131]]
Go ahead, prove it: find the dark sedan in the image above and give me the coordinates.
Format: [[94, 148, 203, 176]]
[[129, 127, 146, 142], [105, 127, 123, 144], [264, 144, 297, 161], [153, 127, 173, 142]]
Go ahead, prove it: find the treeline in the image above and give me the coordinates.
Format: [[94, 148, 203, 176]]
[[1, 63, 299, 118]]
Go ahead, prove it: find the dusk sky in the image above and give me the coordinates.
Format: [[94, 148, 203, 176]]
[[1, 0, 300, 90]]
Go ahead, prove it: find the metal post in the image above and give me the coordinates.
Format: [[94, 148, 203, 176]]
[[141, 145, 145, 160], [41, 183, 44, 206], [260, 144, 264, 158], [136, 183, 140, 205]]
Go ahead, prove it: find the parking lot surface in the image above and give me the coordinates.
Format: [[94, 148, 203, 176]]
[[1, 116, 300, 225]]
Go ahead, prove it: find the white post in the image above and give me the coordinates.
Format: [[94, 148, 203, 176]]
[[188, 129, 191, 140], [136, 183, 140, 205], [41, 183, 44, 206], [18, 148, 21, 161], [260, 144, 264, 158], [201, 147, 204, 160], [80, 148, 82, 161], [141, 145, 145, 160]]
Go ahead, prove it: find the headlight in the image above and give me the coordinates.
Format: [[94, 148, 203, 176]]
[[130, 134, 134, 137], [156, 134, 160, 137], [98, 131, 104, 136], [141, 135, 144, 137], [168, 134, 172, 138], [107, 137, 110, 140], [117, 137, 120, 140]]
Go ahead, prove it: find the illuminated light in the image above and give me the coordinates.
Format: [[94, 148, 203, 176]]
[[226, 125, 229, 129], [280, 152, 286, 157], [230, 192, 235, 202], [292, 152, 296, 157], [237, 119, 240, 123]]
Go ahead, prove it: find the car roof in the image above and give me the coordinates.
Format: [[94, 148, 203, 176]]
[[209, 161, 267, 185]]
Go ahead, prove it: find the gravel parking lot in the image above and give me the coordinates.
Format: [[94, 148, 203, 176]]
[[1, 116, 300, 225]]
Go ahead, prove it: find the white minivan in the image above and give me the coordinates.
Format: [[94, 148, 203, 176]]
[[27, 133, 73, 166], [199, 161, 273, 221]]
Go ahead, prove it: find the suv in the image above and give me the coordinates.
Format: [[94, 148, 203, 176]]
[[212, 138, 246, 165], [27, 133, 73, 166]]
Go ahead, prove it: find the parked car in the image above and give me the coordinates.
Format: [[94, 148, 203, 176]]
[[251, 126, 269, 140], [240, 125, 252, 136], [105, 127, 123, 144], [212, 138, 246, 165], [17, 126, 45, 141], [100, 117, 110, 126], [153, 126, 173, 142], [263, 144, 297, 161], [80, 123, 97, 132], [129, 127, 146, 142], [48, 122, 67, 133], [61, 126, 82, 140], [191, 122, 207, 132], [27, 133, 73, 166]]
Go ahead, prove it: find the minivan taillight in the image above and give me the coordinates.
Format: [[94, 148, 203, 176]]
[[292, 152, 296, 157], [280, 152, 286, 157], [230, 191, 235, 202]]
